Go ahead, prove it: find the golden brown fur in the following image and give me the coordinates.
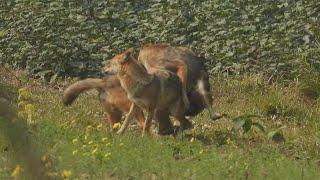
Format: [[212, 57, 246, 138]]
[[63, 76, 144, 129], [62, 76, 174, 135], [104, 48, 192, 136], [138, 43, 221, 120]]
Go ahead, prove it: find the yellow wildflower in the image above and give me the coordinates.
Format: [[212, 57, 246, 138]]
[[70, 119, 76, 124], [190, 137, 195, 142], [102, 137, 108, 143], [97, 123, 103, 130], [24, 104, 34, 112], [72, 138, 78, 144], [23, 104, 35, 125], [112, 123, 121, 130], [18, 87, 27, 94], [11, 165, 23, 178], [91, 147, 98, 155], [228, 152, 234, 159], [27, 114, 34, 125], [61, 170, 72, 179], [199, 149, 204, 154], [226, 138, 232, 145], [86, 125, 93, 130], [18, 88, 30, 101], [104, 152, 111, 159], [17, 111, 25, 118]]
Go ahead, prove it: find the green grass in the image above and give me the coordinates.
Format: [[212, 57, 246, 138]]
[[1, 75, 320, 179]]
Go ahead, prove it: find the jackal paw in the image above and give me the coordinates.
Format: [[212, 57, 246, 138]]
[[211, 113, 226, 121], [173, 125, 182, 135], [158, 126, 174, 135]]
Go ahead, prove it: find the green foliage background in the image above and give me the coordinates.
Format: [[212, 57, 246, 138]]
[[1, 0, 319, 79]]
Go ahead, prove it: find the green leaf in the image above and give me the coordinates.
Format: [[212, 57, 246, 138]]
[[252, 122, 265, 133], [232, 114, 261, 133], [233, 119, 246, 132], [232, 114, 261, 122], [49, 73, 58, 83], [267, 126, 286, 142], [242, 119, 252, 133]]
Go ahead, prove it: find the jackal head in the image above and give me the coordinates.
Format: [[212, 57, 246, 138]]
[[102, 48, 136, 74]]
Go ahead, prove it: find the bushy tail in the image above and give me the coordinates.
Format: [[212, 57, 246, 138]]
[[63, 78, 105, 105]]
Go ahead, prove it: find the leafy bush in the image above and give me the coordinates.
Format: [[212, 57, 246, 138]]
[[1, 0, 319, 79]]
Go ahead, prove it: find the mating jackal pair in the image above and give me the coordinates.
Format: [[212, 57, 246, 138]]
[[63, 44, 221, 135]]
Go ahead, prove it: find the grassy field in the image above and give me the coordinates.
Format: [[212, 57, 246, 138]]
[[0, 70, 320, 179]]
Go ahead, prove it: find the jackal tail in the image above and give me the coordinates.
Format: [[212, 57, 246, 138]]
[[63, 78, 105, 105]]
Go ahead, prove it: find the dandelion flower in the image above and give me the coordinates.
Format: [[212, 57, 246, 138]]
[[72, 138, 78, 144], [24, 104, 34, 112], [61, 170, 72, 178], [70, 119, 76, 124], [97, 123, 103, 130], [199, 149, 204, 154], [228, 153, 234, 159], [18, 88, 30, 101], [112, 123, 121, 130], [226, 138, 232, 145], [190, 137, 195, 142], [91, 147, 98, 155], [86, 125, 93, 130], [104, 152, 111, 159], [102, 137, 108, 143], [11, 165, 23, 178]]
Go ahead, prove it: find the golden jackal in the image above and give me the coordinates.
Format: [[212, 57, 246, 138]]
[[104, 48, 192, 136], [62, 75, 174, 135], [139, 43, 221, 120]]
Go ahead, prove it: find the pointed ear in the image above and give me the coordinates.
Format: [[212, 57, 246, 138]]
[[122, 48, 135, 62], [123, 52, 129, 62], [127, 48, 135, 55]]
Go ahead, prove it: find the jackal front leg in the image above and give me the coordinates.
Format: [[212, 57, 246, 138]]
[[142, 109, 155, 137], [117, 103, 137, 134]]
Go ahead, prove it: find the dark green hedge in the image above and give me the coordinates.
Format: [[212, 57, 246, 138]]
[[1, 0, 319, 80]]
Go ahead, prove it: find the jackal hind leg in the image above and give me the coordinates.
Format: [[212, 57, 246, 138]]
[[176, 65, 190, 110]]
